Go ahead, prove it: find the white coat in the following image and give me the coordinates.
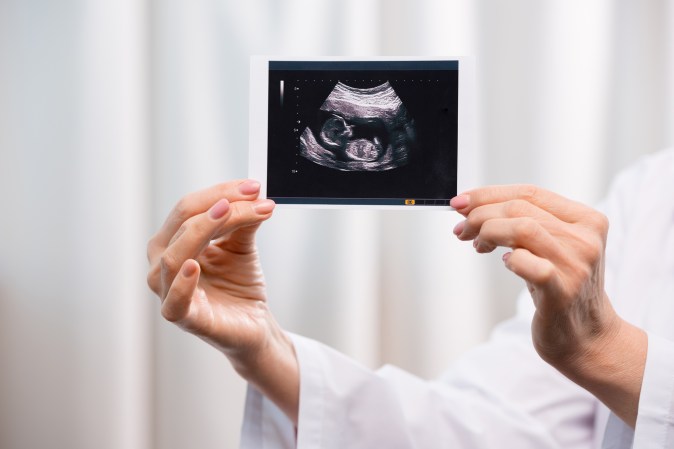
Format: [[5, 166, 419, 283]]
[[241, 149, 674, 448]]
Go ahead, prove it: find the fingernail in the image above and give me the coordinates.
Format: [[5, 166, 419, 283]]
[[239, 180, 261, 195], [182, 261, 198, 277], [450, 194, 470, 209], [502, 251, 511, 262], [453, 220, 465, 236], [473, 239, 479, 249], [209, 199, 230, 220], [253, 199, 275, 214]]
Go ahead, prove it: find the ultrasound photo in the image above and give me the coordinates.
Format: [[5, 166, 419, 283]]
[[299, 81, 416, 171], [265, 60, 459, 206]]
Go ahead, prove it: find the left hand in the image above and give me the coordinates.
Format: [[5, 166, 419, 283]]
[[146, 179, 300, 423], [146, 180, 285, 363], [450, 185, 646, 426]]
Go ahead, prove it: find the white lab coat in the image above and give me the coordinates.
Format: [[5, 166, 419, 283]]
[[241, 149, 674, 448]]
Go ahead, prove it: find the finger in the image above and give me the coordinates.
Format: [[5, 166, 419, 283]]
[[218, 200, 275, 254], [220, 223, 262, 251], [161, 259, 200, 322], [457, 199, 556, 241], [147, 263, 162, 296], [147, 179, 262, 263], [503, 248, 557, 287], [451, 184, 595, 224], [473, 217, 562, 258], [159, 198, 274, 293], [157, 198, 230, 296]]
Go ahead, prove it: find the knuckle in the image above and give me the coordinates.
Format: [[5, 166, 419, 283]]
[[230, 203, 246, 221], [462, 213, 483, 238], [514, 218, 539, 240], [188, 215, 209, 236], [169, 215, 208, 245], [176, 220, 192, 239], [146, 265, 161, 295], [227, 203, 251, 228], [504, 199, 529, 217], [146, 236, 158, 262], [172, 195, 194, 223], [172, 222, 189, 243], [518, 184, 539, 202], [160, 304, 179, 322], [160, 251, 180, 275], [538, 261, 556, 282], [591, 212, 610, 234], [465, 210, 480, 229], [479, 218, 497, 236], [575, 232, 604, 266], [586, 237, 605, 263]]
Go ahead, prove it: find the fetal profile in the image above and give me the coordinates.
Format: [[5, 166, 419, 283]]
[[299, 81, 416, 171]]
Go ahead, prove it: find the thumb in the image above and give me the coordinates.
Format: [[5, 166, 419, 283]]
[[161, 259, 200, 323]]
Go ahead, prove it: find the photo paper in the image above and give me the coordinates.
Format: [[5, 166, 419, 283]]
[[249, 57, 474, 209]]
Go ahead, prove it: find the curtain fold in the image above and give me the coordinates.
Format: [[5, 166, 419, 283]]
[[0, 1, 151, 449]]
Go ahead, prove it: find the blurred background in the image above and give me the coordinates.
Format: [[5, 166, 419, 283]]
[[1, 0, 672, 448]]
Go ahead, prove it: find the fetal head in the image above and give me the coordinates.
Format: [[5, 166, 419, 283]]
[[345, 137, 383, 162], [320, 115, 352, 149]]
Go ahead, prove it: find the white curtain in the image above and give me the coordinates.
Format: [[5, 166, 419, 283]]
[[1, 1, 672, 448]]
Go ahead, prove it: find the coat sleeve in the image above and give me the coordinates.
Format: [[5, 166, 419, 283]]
[[592, 149, 674, 449], [630, 333, 674, 448], [599, 334, 674, 449], [240, 293, 597, 449], [576, 149, 674, 449], [240, 149, 674, 449]]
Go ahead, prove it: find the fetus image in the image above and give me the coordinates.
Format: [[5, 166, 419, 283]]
[[300, 81, 416, 171]]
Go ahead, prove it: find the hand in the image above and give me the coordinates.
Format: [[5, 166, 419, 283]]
[[451, 185, 647, 426], [147, 179, 276, 357], [146, 180, 299, 422]]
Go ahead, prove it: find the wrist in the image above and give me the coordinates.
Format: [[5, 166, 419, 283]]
[[534, 294, 622, 370], [227, 321, 300, 424], [556, 316, 647, 427], [558, 311, 624, 380], [229, 326, 294, 379]]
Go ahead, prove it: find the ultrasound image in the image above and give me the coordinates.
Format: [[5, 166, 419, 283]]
[[265, 60, 459, 205], [299, 81, 416, 171]]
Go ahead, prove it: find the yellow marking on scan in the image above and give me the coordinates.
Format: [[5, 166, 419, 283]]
[[405, 199, 416, 205]]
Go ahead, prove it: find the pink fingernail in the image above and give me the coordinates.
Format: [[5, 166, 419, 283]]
[[253, 199, 275, 214], [209, 199, 230, 219], [453, 220, 465, 236], [239, 180, 261, 195], [450, 194, 470, 209], [182, 261, 197, 277], [502, 252, 511, 262]]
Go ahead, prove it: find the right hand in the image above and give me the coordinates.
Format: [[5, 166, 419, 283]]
[[146, 179, 281, 364], [451, 185, 646, 426]]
